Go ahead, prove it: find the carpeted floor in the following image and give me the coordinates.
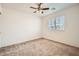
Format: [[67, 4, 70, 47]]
[[0, 38, 79, 56]]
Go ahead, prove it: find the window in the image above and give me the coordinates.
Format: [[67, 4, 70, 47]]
[[48, 18, 55, 30], [48, 16, 64, 31]]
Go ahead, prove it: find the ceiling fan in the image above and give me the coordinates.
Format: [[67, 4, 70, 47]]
[[30, 3, 49, 14]]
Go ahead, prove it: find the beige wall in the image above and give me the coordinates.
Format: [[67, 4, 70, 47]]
[[0, 6, 42, 47], [42, 4, 79, 48]]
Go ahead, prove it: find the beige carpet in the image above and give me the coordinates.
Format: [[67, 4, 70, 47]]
[[0, 38, 79, 56]]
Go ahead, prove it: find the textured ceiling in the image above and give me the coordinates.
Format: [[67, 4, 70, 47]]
[[1, 3, 77, 16]]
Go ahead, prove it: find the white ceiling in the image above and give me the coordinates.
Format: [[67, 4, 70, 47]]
[[1, 3, 78, 16]]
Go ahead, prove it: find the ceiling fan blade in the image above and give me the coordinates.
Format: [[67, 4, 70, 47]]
[[41, 8, 49, 10], [30, 6, 37, 9]]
